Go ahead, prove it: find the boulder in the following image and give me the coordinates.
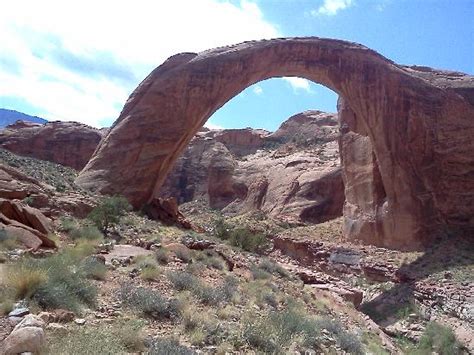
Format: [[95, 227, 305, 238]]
[[143, 197, 202, 231], [1, 315, 45, 355], [0, 199, 55, 249]]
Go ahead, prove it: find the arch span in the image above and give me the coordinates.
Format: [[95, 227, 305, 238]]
[[76, 37, 474, 250]]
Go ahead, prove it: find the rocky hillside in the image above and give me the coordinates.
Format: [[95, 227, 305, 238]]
[[0, 141, 472, 354], [161, 110, 343, 225], [0, 120, 104, 170], [0, 109, 47, 128], [0, 110, 344, 225]]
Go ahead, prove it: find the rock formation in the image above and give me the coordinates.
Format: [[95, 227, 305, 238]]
[[76, 37, 474, 250], [0, 120, 104, 170], [160, 110, 343, 224]]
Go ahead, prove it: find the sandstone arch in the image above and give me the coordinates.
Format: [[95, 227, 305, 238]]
[[76, 37, 474, 250]]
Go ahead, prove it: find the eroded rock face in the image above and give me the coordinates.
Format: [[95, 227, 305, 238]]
[[160, 111, 343, 224], [0, 120, 104, 170], [0, 198, 55, 249], [77, 37, 474, 250]]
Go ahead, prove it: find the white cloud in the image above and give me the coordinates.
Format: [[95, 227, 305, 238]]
[[282, 77, 314, 94], [0, 0, 279, 127], [253, 85, 263, 95], [311, 0, 354, 16], [204, 122, 224, 130]]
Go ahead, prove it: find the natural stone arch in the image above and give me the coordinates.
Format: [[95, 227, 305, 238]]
[[76, 37, 474, 250]]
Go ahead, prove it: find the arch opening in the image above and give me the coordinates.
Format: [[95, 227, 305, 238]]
[[76, 37, 474, 250], [159, 77, 345, 226]]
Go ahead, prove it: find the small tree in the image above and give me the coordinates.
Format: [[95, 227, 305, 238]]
[[88, 196, 131, 236]]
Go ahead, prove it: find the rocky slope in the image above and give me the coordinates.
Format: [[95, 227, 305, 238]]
[[0, 145, 471, 354], [0, 120, 104, 170], [160, 110, 344, 224], [0, 149, 97, 249]]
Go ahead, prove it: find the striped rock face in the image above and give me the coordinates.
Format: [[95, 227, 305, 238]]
[[76, 37, 474, 250]]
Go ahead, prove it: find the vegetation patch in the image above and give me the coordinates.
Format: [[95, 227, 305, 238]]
[[119, 283, 182, 320], [148, 337, 196, 355], [2, 244, 99, 313], [46, 320, 145, 354], [214, 218, 270, 253], [88, 195, 131, 236], [243, 305, 363, 354], [415, 322, 462, 355]]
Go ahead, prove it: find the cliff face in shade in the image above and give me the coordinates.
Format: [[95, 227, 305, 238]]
[[76, 37, 474, 250], [0, 120, 104, 170]]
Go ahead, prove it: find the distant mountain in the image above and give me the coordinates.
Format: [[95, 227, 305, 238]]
[[0, 108, 47, 128]]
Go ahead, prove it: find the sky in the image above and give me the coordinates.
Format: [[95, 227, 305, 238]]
[[0, 0, 472, 131]]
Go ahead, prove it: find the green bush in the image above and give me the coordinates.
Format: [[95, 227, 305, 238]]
[[5, 249, 98, 312], [59, 216, 79, 232], [88, 195, 131, 235], [415, 322, 462, 355], [214, 219, 269, 253], [119, 283, 182, 320], [69, 225, 103, 241], [148, 337, 196, 355], [33, 254, 97, 312], [229, 228, 269, 253]]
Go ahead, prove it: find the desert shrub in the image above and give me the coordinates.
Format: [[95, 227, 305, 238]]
[[221, 275, 239, 302], [114, 319, 146, 352], [0, 287, 14, 316], [262, 291, 278, 308], [59, 216, 79, 232], [0, 228, 17, 250], [257, 259, 290, 278], [194, 250, 224, 270], [88, 195, 131, 235], [167, 271, 198, 291], [148, 337, 196, 355], [167, 271, 236, 306], [192, 283, 224, 306], [119, 283, 182, 320], [80, 256, 107, 280], [4, 246, 98, 312], [174, 247, 193, 263], [155, 248, 170, 265], [243, 305, 362, 354], [313, 317, 363, 354], [250, 264, 272, 280], [214, 217, 231, 240], [46, 325, 131, 354], [33, 253, 97, 312], [415, 322, 462, 355], [6, 261, 48, 299], [141, 264, 161, 281], [69, 224, 103, 241], [228, 228, 269, 253]]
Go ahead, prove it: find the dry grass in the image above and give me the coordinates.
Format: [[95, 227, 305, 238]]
[[5, 263, 48, 299]]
